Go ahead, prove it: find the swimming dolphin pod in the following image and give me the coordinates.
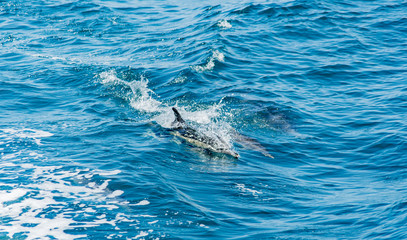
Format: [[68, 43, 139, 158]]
[[170, 107, 240, 158]]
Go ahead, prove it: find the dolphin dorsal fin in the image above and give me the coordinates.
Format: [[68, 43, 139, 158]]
[[172, 107, 185, 124]]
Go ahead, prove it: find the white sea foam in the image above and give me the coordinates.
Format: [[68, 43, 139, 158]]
[[0, 189, 27, 203], [108, 190, 124, 198], [0, 163, 138, 239], [99, 69, 121, 84], [153, 100, 223, 126], [236, 183, 262, 196], [0, 128, 53, 145], [99, 70, 162, 112], [199, 223, 210, 229], [212, 49, 225, 62], [96, 169, 122, 176], [148, 220, 158, 224], [134, 200, 150, 206], [151, 107, 178, 129], [217, 19, 232, 29], [186, 104, 223, 125], [135, 231, 149, 239], [191, 50, 225, 72], [173, 75, 187, 84], [0, 128, 142, 239]]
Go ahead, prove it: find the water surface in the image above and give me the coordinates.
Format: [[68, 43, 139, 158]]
[[1, 0, 407, 239]]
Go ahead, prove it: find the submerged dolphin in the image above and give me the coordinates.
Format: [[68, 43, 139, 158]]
[[232, 131, 274, 159], [170, 107, 239, 158]]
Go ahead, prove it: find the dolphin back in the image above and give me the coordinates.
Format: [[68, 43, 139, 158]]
[[170, 107, 239, 158]]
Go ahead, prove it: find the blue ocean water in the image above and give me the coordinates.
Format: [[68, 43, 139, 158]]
[[1, 0, 407, 239]]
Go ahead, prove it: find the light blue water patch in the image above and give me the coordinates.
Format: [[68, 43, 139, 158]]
[[1, 0, 407, 239]]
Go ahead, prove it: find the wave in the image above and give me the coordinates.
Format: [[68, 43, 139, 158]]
[[191, 49, 225, 72], [0, 128, 153, 239]]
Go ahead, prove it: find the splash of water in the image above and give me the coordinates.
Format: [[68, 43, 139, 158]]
[[217, 19, 232, 29], [191, 50, 225, 72], [99, 70, 162, 113], [98, 70, 239, 155]]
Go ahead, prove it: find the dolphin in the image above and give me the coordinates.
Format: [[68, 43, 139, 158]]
[[232, 131, 274, 158], [170, 107, 239, 158]]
